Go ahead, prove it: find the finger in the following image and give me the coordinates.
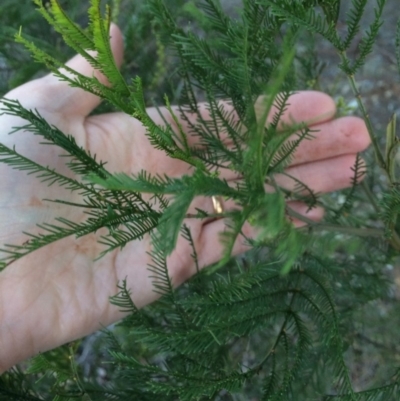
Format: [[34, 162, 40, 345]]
[[275, 153, 366, 195], [186, 184, 325, 232], [7, 24, 124, 117], [186, 154, 361, 223], [199, 150, 367, 195], [84, 91, 342, 182], [196, 201, 325, 268], [147, 91, 337, 147], [211, 115, 369, 183], [184, 152, 359, 259], [53, 23, 124, 116], [260, 90, 336, 128], [216, 114, 369, 185], [287, 116, 370, 166]]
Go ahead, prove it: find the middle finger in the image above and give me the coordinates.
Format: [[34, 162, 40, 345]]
[[288, 116, 370, 167]]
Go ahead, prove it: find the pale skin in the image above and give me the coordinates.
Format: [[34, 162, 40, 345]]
[[0, 25, 370, 372]]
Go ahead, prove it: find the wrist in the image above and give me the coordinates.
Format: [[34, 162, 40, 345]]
[[0, 267, 34, 373]]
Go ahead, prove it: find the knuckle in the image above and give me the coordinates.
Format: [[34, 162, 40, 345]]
[[338, 116, 370, 151]]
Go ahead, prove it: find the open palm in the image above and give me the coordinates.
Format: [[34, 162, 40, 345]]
[[0, 25, 370, 371]]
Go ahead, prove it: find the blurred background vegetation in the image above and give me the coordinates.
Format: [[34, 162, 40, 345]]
[[2, 0, 400, 398], [0, 0, 185, 103], [0, 0, 242, 104]]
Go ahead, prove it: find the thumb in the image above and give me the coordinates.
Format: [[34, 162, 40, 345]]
[[7, 23, 125, 118], [53, 22, 125, 116]]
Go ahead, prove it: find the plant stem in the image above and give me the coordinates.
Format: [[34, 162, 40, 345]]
[[287, 207, 383, 237], [338, 53, 400, 250], [362, 180, 380, 214], [250, 272, 301, 375], [339, 52, 386, 171]]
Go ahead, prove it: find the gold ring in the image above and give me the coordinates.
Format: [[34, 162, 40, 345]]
[[211, 196, 224, 214]]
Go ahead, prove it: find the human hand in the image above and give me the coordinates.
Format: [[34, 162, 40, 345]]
[[0, 24, 370, 371]]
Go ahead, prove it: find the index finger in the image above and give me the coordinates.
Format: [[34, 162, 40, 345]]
[[148, 91, 337, 147]]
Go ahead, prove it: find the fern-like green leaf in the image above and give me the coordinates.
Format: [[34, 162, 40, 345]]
[[0, 99, 109, 178], [34, 0, 95, 53], [88, 0, 130, 94], [264, 0, 344, 50], [157, 189, 195, 255], [342, 0, 368, 50]]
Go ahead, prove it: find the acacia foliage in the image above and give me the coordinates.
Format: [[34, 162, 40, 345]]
[[1, 0, 400, 400]]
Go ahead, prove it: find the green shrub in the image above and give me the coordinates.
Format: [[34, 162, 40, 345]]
[[1, 0, 400, 399]]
